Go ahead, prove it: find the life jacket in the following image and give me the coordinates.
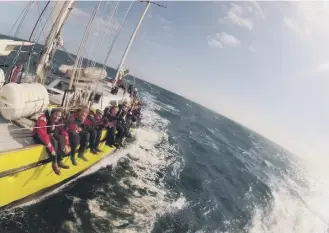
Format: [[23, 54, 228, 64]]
[[73, 117, 85, 130], [32, 111, 59, 136], [68, 111, 87, 132], [84, 114, 96, 128], [44, 110, 60, 135]]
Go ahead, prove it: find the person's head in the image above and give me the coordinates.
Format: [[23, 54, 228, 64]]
[[51, 108, 63, 123], [110, 106, 119, 116], [89, 108, 97, 117], [79, 106, 90, 121], [122, 101, 129, 110], [95, 109, 103, 120]]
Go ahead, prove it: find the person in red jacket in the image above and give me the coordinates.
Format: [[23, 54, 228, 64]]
[[32, 108, 70, 175], [84, 109, 104, 154], [67, 106, 92, 165]]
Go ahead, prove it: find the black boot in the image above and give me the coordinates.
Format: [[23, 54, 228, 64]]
[[70, 155, 77, 166], [105, 141, 115, 148], [51, 156, 61, 175], [58, 160, 70, 169], [95, 148, 102, 152], [90, 149, 98, 155], [78, 151, 88, 161]]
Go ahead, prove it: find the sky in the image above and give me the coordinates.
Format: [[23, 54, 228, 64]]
[[0, 1, 328, 159]]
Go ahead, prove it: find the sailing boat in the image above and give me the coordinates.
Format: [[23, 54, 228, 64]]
[[0, 0, 152, 210]]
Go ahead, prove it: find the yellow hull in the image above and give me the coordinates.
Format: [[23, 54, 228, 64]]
[[0, 131, 115, 209]]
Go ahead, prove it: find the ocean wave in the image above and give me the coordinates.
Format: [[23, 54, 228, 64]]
[[0, 90, 185, 233], [65, 91, 185, 233]]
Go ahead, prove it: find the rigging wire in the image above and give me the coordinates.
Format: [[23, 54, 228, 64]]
[[102, 0, 135, 97], [34, 2, 58, 43], [91, 1, 119, 68], [73, 1, 102, 86], [4, 1, 34, 71], [87, 1, 117, 104], [23, 1, 58, 80], [8, 0, 34, 37], [87, 1, 113, 68], [33, 1, 50, 42], [14, 1, 34, 38]]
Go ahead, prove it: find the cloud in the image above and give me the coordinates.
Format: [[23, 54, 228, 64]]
[[250, 1, 265, 19], [157, 15, 171, 24], [217, 32, 241, 46], [175, 67, 182, 73], [207, 32, 241, 49], [71, 8, 90, 18], [283, 17, 299, 33], [228, 3, 253, 30], [207, 35, 223, 49], [249, 44, 257, 53], [155, 14, 172, 37], [286, 2, 329, 37], [71, 7, 119, 34], [162, 25, 171, 31], [218, 2, 264, 31], [316, 61, 329, 73]]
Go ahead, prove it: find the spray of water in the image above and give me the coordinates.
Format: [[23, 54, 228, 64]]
[[1, 91, 186, 233]]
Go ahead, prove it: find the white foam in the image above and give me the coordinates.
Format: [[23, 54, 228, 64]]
[[101, 92, 185, 232], [66, 91, 185, 232], [1, 91, 185, 232], [247, 139, 329, 233], [88, 199, 107, 218]]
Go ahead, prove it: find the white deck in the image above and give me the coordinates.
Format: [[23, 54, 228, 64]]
[[0, 116, 34, 152]]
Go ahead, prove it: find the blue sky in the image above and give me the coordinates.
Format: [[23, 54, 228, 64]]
[[0, 1, 328, 159]]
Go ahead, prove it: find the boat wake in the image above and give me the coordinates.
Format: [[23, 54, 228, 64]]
[[227, 136, 329, 233], [57, 92, 185, 233], [0, 91, 185, 233]]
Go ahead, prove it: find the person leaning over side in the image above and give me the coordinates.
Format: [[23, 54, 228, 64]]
[[32, 108, 70, 175], [84, 109, 104, 154], [67, 106, 91, 165], [104, 106, 123, 148]]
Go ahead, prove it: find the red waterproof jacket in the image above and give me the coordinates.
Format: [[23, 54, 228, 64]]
[[32, 114, 69, 153]]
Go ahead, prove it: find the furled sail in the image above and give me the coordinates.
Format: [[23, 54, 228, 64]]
[[58, 64, 107, 82]]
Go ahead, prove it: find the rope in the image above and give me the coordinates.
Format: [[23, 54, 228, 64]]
[[23, 1, 58, 80], [90, 1, 116, 68], [103, 0, 134, 69], [33, 1, 49, 42], [86, 2, 107, 67], [73, 1, 102, 86], [88, 1, 116, 103], [4, 1, 34, 70], [6, 123, 66, 133], [14, 1, 34, 38], [86, 1, 113, 67], [8, 1, 34, 37]]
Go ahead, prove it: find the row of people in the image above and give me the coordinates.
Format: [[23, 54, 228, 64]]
[[32, 100, 142, 175]]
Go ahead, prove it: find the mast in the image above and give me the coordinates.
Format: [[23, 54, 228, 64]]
[[113, 1, 151, 86], [35, 0, 75, 84], [25, 0, 50, 76]]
